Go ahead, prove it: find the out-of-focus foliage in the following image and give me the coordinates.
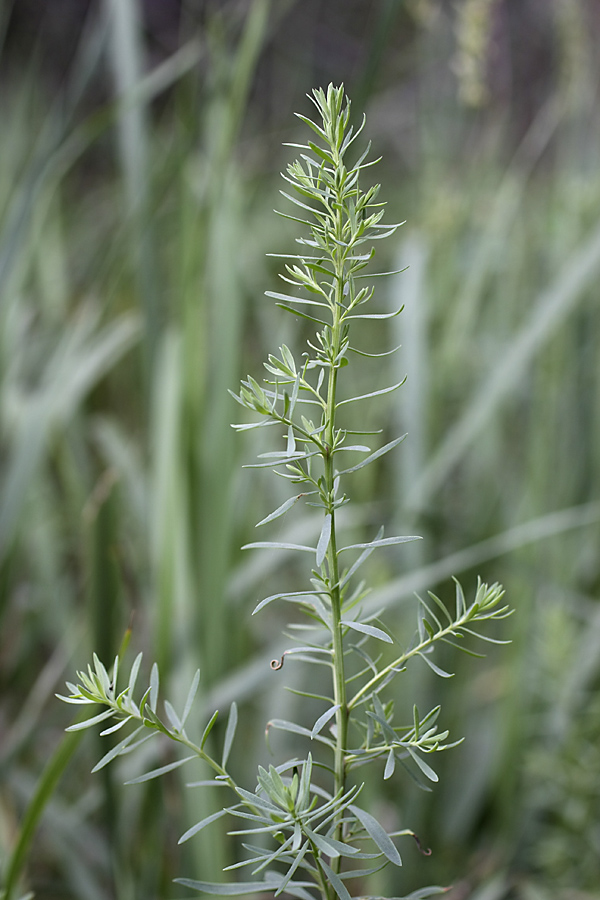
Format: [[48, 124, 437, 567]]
[[0, 1, 599, 899]]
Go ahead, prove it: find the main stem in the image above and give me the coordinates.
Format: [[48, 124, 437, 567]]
[[325, 233, 349, 870]]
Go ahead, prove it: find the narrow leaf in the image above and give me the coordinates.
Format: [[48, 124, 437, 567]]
[[252, 589, 317, 615], [201, 710, 219, 749], [305, 829, 359, 859], [417, 653, 454, 678], [350, 344, 402, 358], [311, 704, 340, 739], [275, 841, 309, 896], [340, 527, 383, 587], [316, 514, 331, 567], [179, 808, 229, 844], [384, 748, 396, 780], [342, 621, 392, 643], [320, 861, 352, 900], [149, 663, 159, 712], [336, 382, 405, 407], [426, 591, 453, 625], [256, 495, 303, 527], [164, 700, 182, 732], [182, 670, 201, 725], [125, 754, 196, 784], [341, 536, 421, 552], [286, 424, 296, 456], [344, 306, 404, 320], [222, 702, 238, 768], [234, 787, 282, 815], [174, 879, 277, 895], [406, 748, 438, 783], [455, 579, 467, 617], [99, 716, 132, 736], [268, 719, 335, 748], [56, 693, 91, 705], [350, 805, 402, 866], [242, 542, 314, 553], [265, 291, 329, 309], [392, 887, 447, 899], [65, 709, 114, 732], [276, 303, 329, 326], [127, 653, 143, 697], [91, 726, 144, 772]]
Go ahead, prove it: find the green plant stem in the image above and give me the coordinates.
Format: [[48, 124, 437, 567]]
[[308, 836, 334, 900], [178, 736, 233, 785], [99, 695, 240, 794], [325, 452, 347, 843], [326, 241, 349, 869], [348, 609, 480, 711]]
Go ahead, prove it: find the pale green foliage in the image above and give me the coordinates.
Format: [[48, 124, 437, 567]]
[[59, 85, 509, 900]]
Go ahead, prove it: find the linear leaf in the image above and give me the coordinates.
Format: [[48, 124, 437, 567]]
[[182, 670, 201, 726], [222, 702, 238, 768], [252, 590, 317, 615], [427, 591, 454, 625], [342, 621, 392, 643], [354, 269, 408, 279], [362, 889, 446, 900], [393, 887, 447, 899], [265, 291, 329, 309], [201, 710, 219, 749], [91, 725, 144, 772], [243, 453, 317, 470], [243, 542, 315, 552], [276, 303, 329, 326], [417, 652, 453, 678], [274, 841, 309, 896], [179, 808, 229, 844], [311, 704, 340, 739], [279, 189, 324, 216], [149, 663, 159, 712], [164, 700, 182, 732], [461, 628, 511, 645], [65, 709, 114, 732], [384, 748, 396, 780], [406, 748, 438, 783], [333, 445, 372, 454], [336, 382, 405, 407], [266, 876, 316, 900], [320, 861, 352, 900], [56, 694, 91, 705], [174, 879, 277, 895], [268, 719, 335, 748], [341, 536, 421, 552], [349, 343, 402, 358], [316, 514, 331, 567], [340, 528, 383, 588], [233, 787, 281, 815], [338, 435, 407, 474], [344, 306, 404, 320], [305, 828, 359, 859], [125, 754, 196, 784], [350, 805, 402, 866], [128, 652, 143, 696], [256, 495, 304, 527], [99, 716, 132, 736]]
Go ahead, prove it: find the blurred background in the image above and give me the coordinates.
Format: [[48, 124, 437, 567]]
[[0, 1, 599, 898]]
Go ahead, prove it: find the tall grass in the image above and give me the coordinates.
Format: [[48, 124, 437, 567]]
[[1, 2, 600, 898]]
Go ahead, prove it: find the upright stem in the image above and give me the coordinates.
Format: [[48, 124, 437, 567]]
[[324, 237, 349, 866]]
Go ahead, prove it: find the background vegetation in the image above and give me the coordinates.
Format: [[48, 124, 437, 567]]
[[0, 1, 599, 898]]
